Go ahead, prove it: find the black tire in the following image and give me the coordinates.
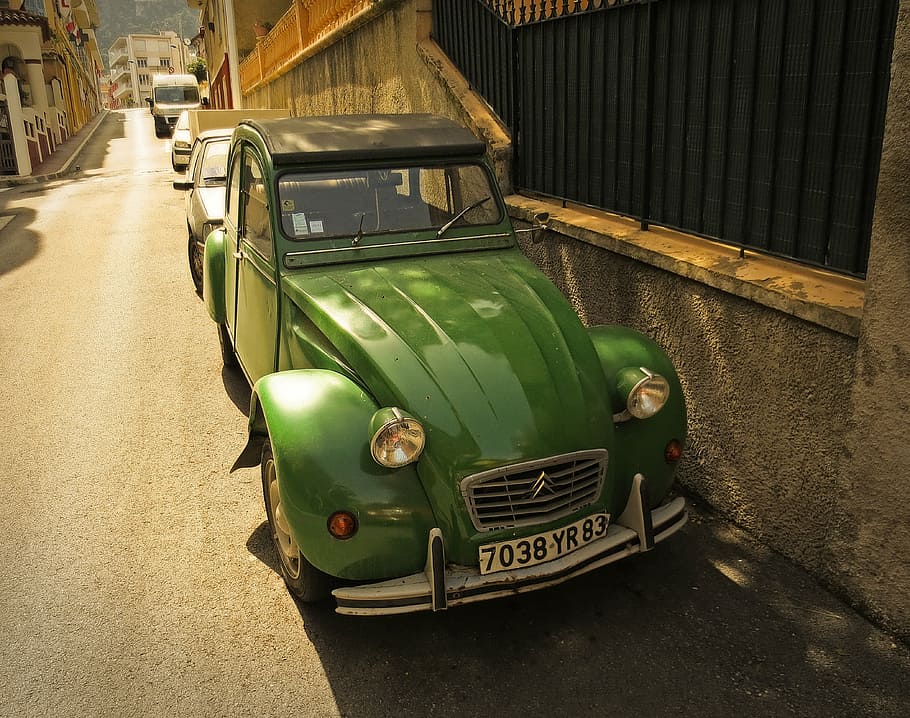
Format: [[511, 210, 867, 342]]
[[188, 230, 204, 295], [261, 441, 334, 603], [218, 323, 238, 369]]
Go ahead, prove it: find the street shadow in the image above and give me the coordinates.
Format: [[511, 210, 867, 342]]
[[221, 364, 250, 415], [246, 521, 274, 572], [0, 112, 124, 277], [0, 204, 39, 278], [247, 498, 910, 718]]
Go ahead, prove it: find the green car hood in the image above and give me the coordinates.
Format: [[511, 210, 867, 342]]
[[281, 250, 616, 547]]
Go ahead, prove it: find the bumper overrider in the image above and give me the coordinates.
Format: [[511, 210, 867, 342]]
[[332, 473, 687, 615]]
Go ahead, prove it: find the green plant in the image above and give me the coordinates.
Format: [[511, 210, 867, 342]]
[[186, 58, 207, 82]]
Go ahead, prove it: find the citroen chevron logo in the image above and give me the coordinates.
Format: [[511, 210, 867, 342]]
[[526, 470, 558, 500]]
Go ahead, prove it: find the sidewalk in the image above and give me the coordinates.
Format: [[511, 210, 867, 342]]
[[0, 109, 110, 187]]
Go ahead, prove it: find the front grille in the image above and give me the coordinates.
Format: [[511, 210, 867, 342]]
[[460, 449, 608, 532]]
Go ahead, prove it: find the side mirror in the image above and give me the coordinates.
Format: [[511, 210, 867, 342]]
[[515, 211, 550, 243], [173, 179, 193, 191], [145, 97, 153, 106], [201, 97, 210, 107]]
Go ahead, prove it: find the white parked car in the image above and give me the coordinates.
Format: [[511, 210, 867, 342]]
[[172, 129, 232, 293], [170, 111, 192, 171]]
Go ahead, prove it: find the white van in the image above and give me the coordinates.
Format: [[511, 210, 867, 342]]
[[146, 74, 206, 138]]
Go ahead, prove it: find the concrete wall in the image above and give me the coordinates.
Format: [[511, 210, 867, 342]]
[[243, 0, 511, 185], [516, 228, 860, 563], [835, 2, 910, 640], [244, 0, 909, 641]]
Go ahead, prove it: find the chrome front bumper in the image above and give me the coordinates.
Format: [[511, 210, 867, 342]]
[[332, 474, 687, 616]]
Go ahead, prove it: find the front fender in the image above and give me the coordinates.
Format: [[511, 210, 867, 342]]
[[588, 326, 687, 507], [243, 369, 436, 582], [203, 228, 226, 323]]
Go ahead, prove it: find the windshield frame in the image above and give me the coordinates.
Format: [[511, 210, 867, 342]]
[[274, 159, 515, 270]]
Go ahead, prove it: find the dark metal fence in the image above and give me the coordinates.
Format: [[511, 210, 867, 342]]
[[432, 0, 899, 277]]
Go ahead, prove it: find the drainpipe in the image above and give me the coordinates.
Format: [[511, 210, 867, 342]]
[[224, 0, 242, 109]]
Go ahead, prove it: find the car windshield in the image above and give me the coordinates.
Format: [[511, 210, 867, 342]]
[[199, 139, 229, 186], [276, 163, 501, 241], [154, 86, 199, 104]]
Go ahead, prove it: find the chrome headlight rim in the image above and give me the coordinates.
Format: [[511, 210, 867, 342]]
[[369, 407, 426, 468], [614, 367, 671, 421]]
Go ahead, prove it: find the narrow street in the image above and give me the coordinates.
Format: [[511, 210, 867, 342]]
[[0, 109, 907, 718]]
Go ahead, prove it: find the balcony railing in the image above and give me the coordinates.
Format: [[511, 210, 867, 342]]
[[111, 84, 133, 100], [110, 65, 131, 83], [239, 0, 375, 93]]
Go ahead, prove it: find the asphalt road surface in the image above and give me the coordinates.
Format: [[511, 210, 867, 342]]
[[0, 109, 907, 718]]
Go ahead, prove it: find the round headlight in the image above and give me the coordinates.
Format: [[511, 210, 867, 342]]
[[627, 373, 670, 419], [617, 367, 670, 419], [370, 407, 426, 468]]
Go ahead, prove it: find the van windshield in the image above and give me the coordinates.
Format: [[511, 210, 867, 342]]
[[154, 86, 199, 104]]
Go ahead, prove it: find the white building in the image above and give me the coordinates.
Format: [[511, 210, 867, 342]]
[[108, 31, 187, 109]]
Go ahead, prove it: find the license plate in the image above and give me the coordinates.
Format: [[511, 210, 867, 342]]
[[478, 512, 610, 575]]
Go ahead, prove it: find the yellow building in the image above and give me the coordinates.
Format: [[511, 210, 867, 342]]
[[186, 0, 288, 109], [0, 0, 102, 175]]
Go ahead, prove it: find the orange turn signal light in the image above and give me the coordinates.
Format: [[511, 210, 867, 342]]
[[327, 511, 358, 540], [665, 439, 683, 463]]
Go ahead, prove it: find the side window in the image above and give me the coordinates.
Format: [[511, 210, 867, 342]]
[[226, 148, 242, 229], [240, 151, 272, 260], [199, 140, 229, 184]]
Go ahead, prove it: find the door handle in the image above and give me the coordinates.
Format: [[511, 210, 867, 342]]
[[233, 251, 245, 260]]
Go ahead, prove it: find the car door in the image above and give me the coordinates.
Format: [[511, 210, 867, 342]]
[[222, 147, 242, 343], [232, 145, 279, 384], [183, 138, 203, 227]]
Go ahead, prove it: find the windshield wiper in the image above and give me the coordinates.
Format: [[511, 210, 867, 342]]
[[351, 212, 366, 246], [435, 196, 492, 238]]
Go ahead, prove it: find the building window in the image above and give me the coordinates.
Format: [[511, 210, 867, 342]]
[[139, 74, 150, 87], [160, 58, 170, 68], [23, 0, 45, 16], [136, 58, 148, 68]]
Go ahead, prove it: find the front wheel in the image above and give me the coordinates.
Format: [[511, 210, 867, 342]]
[[261, 442, 334, 603], [188, 231, 204, 294]]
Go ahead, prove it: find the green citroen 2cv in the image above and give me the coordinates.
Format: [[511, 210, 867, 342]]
[[203, 114, 687, 615]]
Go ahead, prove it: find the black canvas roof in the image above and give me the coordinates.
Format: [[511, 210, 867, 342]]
[[241, 114, 487, 166]]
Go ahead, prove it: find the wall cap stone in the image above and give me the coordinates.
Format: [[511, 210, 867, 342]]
[[508, 195, 864, 338]]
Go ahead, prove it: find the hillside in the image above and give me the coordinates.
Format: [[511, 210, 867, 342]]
[[95, 0, 200, 63]]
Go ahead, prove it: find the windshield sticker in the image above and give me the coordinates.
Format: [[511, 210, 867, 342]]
[[292, 213, 309, 235], [310, 219, 325, 234], [281, 199, 296, 212]]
